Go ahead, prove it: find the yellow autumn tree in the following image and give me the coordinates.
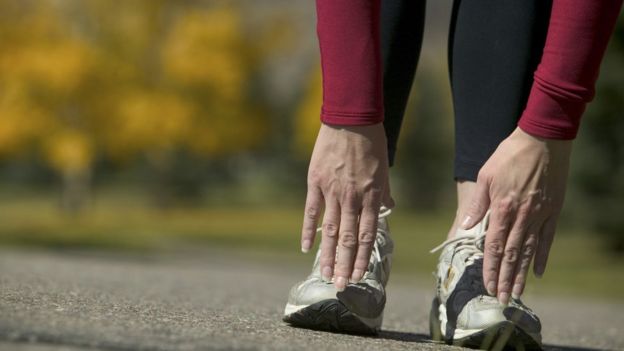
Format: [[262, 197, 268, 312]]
[[0, 1, 95, 211], [0, 0, 285, 209], [161, 5, 268, 157], [293, 67, 322, 157]]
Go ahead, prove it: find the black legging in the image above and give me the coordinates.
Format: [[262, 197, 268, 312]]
[[381, 0, 552, 181]]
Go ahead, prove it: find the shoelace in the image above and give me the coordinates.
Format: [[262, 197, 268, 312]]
[[372, 206, 391, 264], [430, 233, 487, 292], [430, 211, 490, 264], [429, 232, 486, 266]]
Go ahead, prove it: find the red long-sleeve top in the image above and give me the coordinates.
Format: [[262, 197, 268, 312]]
[[316, 0, 623, 140]]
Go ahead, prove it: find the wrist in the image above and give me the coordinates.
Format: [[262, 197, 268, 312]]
[[512, 127, 572, 157], [321, 122, 387, 141], [322, 121, 384, 130]]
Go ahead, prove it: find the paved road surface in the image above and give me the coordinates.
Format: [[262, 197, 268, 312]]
[[0, 249, 622, 351]]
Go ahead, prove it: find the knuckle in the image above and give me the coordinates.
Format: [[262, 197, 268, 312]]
[[323, 223, 338, 238], [339, 232, 357, 248], [533, 202, 543, 213], [522, 242, 536, 258], [358, 230, 375, 245], [497, 198, 514, 215], [305, 206, 320, 219], [487, 239, 505, 257], [503, 247, 520, 263]]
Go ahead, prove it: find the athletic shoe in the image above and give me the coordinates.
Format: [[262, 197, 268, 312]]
[[429, 214, 542, 350], [283, 207, 393, 334]]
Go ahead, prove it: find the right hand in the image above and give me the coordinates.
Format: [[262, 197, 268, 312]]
[[300, 123, 393, 291]]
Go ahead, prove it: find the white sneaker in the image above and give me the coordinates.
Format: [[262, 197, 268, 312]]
[[429, 214, 542, 350], [283, 207, 393, 334]]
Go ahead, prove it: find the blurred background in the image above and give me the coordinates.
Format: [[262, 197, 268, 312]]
[[0, 0, 622, 300]]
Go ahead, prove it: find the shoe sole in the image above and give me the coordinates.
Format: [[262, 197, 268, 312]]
[[429, 297, 542, 350], [283, 299, 380, 335]]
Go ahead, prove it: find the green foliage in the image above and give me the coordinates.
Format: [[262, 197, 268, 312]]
[[570, 17, 624, 252], [393, 62, 455, 209]]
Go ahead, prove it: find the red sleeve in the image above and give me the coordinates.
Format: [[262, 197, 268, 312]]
[[316, 0, 383, 126], [518, 0, 623, 139]]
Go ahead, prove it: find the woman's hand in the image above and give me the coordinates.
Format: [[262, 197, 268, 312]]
[[301, 123, 393, 291], [461, 127, 572, 304]]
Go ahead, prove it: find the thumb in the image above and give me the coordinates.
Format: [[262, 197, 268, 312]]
[[461, 178, 490, 229]]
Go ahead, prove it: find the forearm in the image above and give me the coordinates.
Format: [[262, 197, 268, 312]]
[[518, 0, 624, 139], [316, 0, 384, 126]]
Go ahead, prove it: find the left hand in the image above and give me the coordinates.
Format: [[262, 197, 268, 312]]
[[460, 127, 572, 304]]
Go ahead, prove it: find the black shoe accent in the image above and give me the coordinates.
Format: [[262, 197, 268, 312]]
[[444, 261, 489, 340], [283, 299, 378, 335], [337, 283, 386, 319]]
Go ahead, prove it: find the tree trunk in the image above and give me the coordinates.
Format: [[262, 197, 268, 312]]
[[60, 168, 91, 214]]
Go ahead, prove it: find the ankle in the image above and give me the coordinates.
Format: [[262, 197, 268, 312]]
[[447, 180, 478, 239]]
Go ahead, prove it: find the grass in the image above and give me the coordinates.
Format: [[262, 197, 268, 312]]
[[0, 190, 622, 301]]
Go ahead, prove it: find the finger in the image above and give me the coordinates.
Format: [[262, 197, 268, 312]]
[[319, 199, 340, 282], [511, 222, 540, 300], [534, 217, 557, 277], [334, 190, 360, 291], [461, 175, 491, 230], [483, 198, 514, 298], [496, 205, 530, 305], [351, 205, 379, 283], [301, 186, 324, 253]]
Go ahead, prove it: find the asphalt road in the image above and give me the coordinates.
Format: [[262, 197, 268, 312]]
[[0, 249, 622, 351]]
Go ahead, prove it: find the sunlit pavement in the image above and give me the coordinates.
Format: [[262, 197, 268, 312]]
[[0, 249, 622, 351]]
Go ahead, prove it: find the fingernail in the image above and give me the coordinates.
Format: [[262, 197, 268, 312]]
[[498, 292, 510, 305], [512, 284, 523, 299], [350, 269, 363, 283], [461, 216, 471, 229], [486, 281, 497, 296], [335, 277, 347, 292], [321, 267, 332, 282], [301, 239, 311, 253], [535, 270, 544, 279]]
